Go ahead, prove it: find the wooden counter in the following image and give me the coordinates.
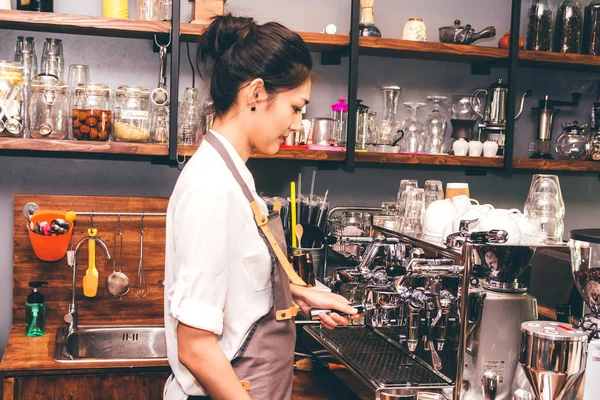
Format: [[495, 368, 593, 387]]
[[1, 324, 358, 399]]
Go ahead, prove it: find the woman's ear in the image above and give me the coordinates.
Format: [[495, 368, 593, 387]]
[[246, 78, 266, 110]]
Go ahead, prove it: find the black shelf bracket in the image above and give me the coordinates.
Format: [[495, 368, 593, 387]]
[[345, 0, 360, 169], [321, 51, 342, 65], [503, 0, 523, 175], [168, 0, 182, 163]]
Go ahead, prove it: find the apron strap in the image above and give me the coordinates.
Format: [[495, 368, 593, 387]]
[[204, 132, 306, 287]]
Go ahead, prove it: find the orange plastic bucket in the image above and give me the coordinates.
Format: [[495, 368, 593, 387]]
[[28, 210, 74, 262]]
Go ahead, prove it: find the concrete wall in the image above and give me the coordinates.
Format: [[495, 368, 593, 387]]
[[1, 0, 598, 356]]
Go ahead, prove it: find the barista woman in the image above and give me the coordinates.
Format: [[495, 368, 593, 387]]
[[164, 14, 358, 400]]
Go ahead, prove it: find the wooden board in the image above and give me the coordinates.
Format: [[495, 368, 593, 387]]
[[13, 195, 168, 327], [519, 49, 600, 72], [355, 152, 504, 168], [513, 158, 600, 172], [0, 10, 170, 40], [359, 37, 509, 64], [177, 144, 347, 161], [0, 138, 169, 156]]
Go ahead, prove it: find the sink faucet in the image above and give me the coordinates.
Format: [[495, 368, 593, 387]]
[[64, 236, 111, 333]]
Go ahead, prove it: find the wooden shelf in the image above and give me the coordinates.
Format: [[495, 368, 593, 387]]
[[519, 49, 600, 72], [0, 10, 171, 39], [359, 37, 509, 64], [181, 24, 350, 53], [355, 152, 504, 167], [0, 138, 169, 156], [513, 158, 600, 172], [178, 145, 346, 161]]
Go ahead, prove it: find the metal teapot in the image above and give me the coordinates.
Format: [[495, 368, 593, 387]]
[[471, 79, 531, 128], [439, 20, 496, 45]]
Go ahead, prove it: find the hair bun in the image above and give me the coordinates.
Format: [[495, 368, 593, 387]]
[[200, 14, 256, 63]]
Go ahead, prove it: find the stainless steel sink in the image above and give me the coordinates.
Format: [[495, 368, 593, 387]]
[[53, 325, 167, 362]]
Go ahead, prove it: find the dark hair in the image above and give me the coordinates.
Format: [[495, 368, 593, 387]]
[[198, 14, 313, 116]]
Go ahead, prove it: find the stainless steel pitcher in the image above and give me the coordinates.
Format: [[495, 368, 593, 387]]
[[471, 79, 531, 128]]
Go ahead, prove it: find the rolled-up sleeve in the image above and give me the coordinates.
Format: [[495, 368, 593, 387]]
[[168, 185, 229, 335]]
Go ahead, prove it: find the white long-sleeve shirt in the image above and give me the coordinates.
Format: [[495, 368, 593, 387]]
[[164, 130, 272, 399]]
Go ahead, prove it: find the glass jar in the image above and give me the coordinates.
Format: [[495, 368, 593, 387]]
[[113, 85, 150, 142], [554, 0, 584, 53], [526, 0, 554, 51], [29, 77, 69, 139], [0, 61, 25, 138], [178, 87, 201, 145], [72, 83, 112, 141], [583, 0, 600, 54], [555, 121, 591, 160]]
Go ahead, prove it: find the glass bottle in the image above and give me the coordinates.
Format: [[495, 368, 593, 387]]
[[583, 0, 600, 54], [554, 0, 583, 53], [359, 0, 381, 37], [0, 61, 26, 138], [526, 0, 553, 51], [29, 77, 69, 139], [113, 85, 151, 142], [17, 0, 53, 12], [424, 96, 447, 154], [72, 83, 112, 141]]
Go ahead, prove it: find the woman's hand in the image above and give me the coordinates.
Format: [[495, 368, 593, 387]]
[[290, 285, 359, 330]]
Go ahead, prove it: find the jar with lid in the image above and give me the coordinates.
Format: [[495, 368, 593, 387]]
[[554, 0, 583, 53], [555, 120, 590, 159], [331, 98, 348, 146], [71, 83, 112, 141], [526, 0, 554, 51], [583, 0, 600, 54], [113, 85, 150, 142], [29, 77, 69, 139], [0, 61, 25, 138]]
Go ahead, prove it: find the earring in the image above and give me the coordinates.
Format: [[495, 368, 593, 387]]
[[251, 106, 256, 111]]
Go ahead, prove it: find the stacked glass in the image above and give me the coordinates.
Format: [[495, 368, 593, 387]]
[[399, 187, 425, 236], [41, 38, 64, 80], [521, 174, 565, 244], [396, 179, 419, 231]]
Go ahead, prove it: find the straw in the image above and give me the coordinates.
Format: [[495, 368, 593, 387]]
[[290, 181, 297, 248], [307, 170, 317, 223], [316, 189, 329, 229], [297, 173, 302, 223]]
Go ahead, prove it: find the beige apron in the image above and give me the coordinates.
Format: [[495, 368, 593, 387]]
[[186, 132, 306, 400]]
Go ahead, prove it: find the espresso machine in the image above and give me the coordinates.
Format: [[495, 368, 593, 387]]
[[530, 93, 581, 159], [461, 245, 539, 400], [471, 79, 530, 155]]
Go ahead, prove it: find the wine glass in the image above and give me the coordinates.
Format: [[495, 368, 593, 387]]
[[400, 102, 426, 153], [424, 96, 447, 154]]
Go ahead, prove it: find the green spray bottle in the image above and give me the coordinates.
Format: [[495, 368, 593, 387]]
[[26, 281, 48, 337]]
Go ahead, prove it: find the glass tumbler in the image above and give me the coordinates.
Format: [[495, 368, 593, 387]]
[[400, 188, 425, 236], [177, 87, 201, 145], [138, 0, 158, 20], [150, 105, 170, 143], [424, 180, 444, 208], [41, 38, 64, 80]]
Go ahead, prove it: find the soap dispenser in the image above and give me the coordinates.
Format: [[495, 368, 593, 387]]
[[26, 281, 48, 337]]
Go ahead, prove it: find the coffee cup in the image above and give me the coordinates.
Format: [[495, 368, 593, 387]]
[[452, 195, 479, 217], [423, 199, 458, 238], [468, 140, 483, 156], [483, 140, 499, 157]]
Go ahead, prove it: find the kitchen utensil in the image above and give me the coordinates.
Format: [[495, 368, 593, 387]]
[[106, 215, 130, 300], [295, 224, 304, 247], [358, 0, 381, 37], [291, 181, 297, 247], [439, 19, 496, 44], [83, 228, 99, 297], [530, 93, 581, 159], [555, 120, 590, 160], [471, 79, 531, 129], [134, 217, 147, 298], [307, 170, 316, 222], [150, 35, 170, 107]]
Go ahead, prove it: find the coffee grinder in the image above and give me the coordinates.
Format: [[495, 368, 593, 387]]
[[569, 229, 600, 400], [462, 245, 539, 400], [530, 93, 581, 159]]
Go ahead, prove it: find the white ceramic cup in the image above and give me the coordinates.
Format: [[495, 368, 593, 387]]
[[453, 138, 469, 156], [479, 209, 523, 244], [483, 140, 499, 157], [0, 0, 10, 9], [468, 140, 483, 156], [423, 199, 458, 238], [452, 195, 479, 217]]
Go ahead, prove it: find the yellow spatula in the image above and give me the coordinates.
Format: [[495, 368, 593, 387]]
[[83, 228, 99, 297]]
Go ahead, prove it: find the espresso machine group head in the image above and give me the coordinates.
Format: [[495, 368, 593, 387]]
[[530, 93, 581, 160]]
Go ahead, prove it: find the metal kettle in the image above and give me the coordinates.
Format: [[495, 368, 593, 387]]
[[471, 79, 531, 128]]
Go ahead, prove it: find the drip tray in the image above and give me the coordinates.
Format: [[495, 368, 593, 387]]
[[304, 325, 453, 392]]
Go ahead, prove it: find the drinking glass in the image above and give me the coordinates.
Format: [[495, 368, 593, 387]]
[[400, 102, 426, 152], [150, 105, 170, 143], [178, 87, 201, 145], [14, 37, 37, 79], [396, 179, 419, 221], [400, 188, 425, 236], [445, 182, 469, 199], [158, 0, 172, 21], [424, 180, 444, 208], [41, 38, 64, 80], [525, 174, 565, 219], [424, 95, 448, 154], [138, 0, 158, 20], [451, 95, 480, 120], [375, 119, 401, 144], [67, 65, 90, 92]]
